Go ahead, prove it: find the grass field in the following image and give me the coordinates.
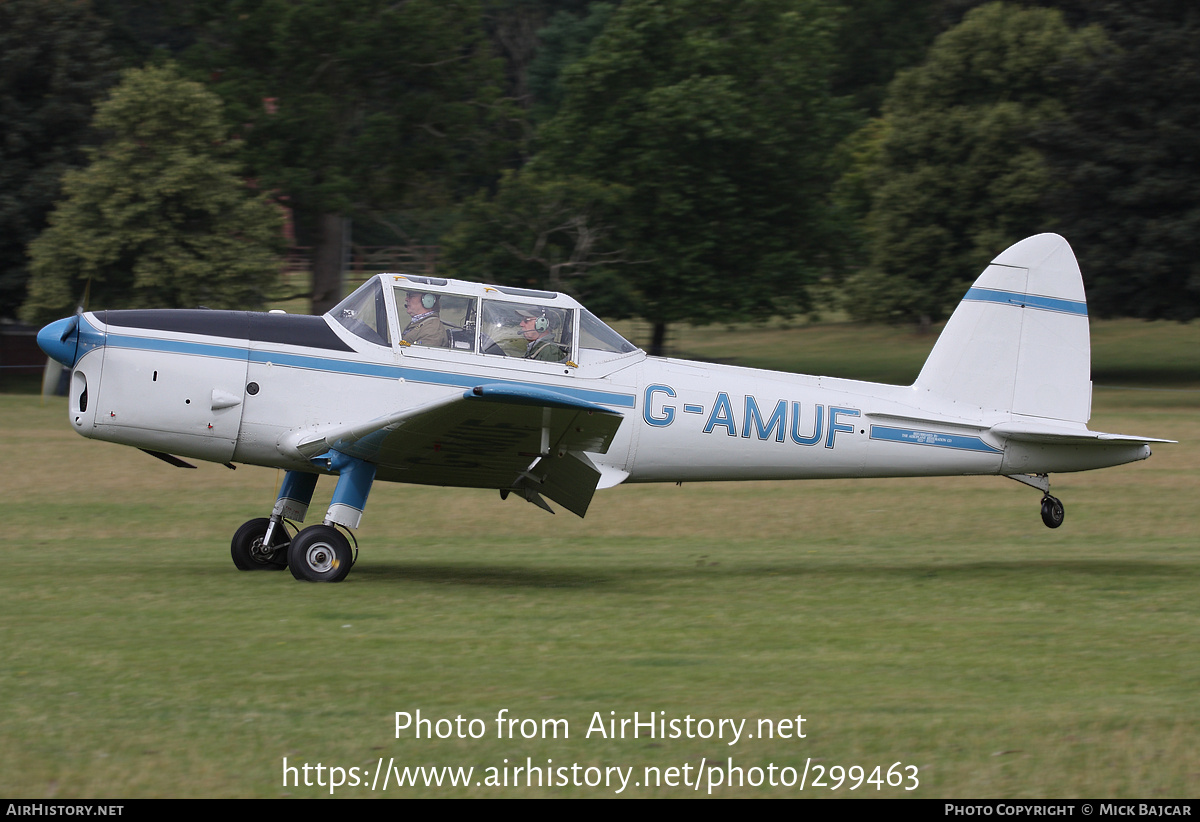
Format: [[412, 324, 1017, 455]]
[[1, 319, 1196, 798]]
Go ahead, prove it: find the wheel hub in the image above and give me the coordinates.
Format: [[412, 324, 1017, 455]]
[[305, 543, 337, 573], [249, 538, 272, 561]]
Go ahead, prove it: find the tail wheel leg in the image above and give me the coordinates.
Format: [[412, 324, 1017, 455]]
[[1006, 475, 1066, 529]]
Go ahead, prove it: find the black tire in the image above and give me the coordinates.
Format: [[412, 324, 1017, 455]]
[[288, 525, 353, 582], [1040, 496, 1065, 529], [231, 517, 287, 570]]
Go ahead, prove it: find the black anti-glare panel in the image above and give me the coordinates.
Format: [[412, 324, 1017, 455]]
[[100, 310, 355, 352]]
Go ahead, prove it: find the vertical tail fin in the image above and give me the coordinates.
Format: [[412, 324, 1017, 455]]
[[914, 234, 1091, 424]]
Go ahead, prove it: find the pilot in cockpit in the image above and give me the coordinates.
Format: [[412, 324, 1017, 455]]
[[517, 307, 567, 362], [402, 291, 449, 347]]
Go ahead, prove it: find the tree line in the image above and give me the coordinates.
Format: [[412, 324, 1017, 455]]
[[5, 0, 1197, 353]]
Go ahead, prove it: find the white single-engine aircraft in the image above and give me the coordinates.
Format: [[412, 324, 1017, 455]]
[[38, 234, 1171, 582]]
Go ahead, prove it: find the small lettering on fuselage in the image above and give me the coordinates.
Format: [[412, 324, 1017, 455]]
[[642, 384, 860, 449]]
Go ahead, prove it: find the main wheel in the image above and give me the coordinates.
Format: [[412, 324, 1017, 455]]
[[231, 518, 287, 570], [1040, 495, 1065, 529], [288, 524, 353, 582]]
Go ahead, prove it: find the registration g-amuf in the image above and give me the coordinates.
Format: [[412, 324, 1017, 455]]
[[37, 234, 1173, 582]]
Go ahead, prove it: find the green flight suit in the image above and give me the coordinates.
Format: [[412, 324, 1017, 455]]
[[402, 313, 448, 347], [524, 336, 566, 362]]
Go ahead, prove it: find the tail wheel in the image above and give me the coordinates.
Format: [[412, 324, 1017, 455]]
[[288, 524, 354, 582], [1040, 495, 1065, 529]]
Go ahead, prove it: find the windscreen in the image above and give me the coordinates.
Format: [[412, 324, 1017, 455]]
[[330, 279, 390, 346], [579, 309, 638, 354]]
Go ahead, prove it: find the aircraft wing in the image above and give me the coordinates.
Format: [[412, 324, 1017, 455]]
[[282, 383, 625, 516]]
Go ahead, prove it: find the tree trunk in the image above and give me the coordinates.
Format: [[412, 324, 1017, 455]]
[[311, 213, 345, 315], [648, 321, 668, 357]]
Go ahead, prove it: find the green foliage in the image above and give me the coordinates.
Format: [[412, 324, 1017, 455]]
[[830, 0, 946, 116], [90, 0, 200, 63], [1036, 2, 1200, 321], [537, 0, 852, 340], [846, 2, 1106, 324], [20, 64, 283, 323], [525, 2, 616, 123], [190, 0, 510, 219], [186, 0, 513, 311], [441, 169, 635, 315], [0, 0, 119, 319]]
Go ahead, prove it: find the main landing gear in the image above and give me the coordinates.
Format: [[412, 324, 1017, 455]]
[[231, 453, 376, 583], [1006, 474, 1065, 529]]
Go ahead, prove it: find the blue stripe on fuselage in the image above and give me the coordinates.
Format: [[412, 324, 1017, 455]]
[[107, 332, 248, 362], [101, 330, 637, 408]]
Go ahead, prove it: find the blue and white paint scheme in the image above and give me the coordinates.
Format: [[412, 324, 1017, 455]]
[[38, 234, 1172, 582]]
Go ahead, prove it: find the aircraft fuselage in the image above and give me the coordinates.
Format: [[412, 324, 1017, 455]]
[[55, 307, 1147, 489]]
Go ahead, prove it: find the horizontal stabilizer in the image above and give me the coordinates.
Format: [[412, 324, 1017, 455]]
[[990, 421, 1175, 446]]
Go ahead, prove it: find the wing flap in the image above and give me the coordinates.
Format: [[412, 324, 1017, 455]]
[[513, 451, 604, 518]]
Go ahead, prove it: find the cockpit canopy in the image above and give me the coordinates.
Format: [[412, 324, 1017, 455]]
[[329, 275, 640, 367]]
